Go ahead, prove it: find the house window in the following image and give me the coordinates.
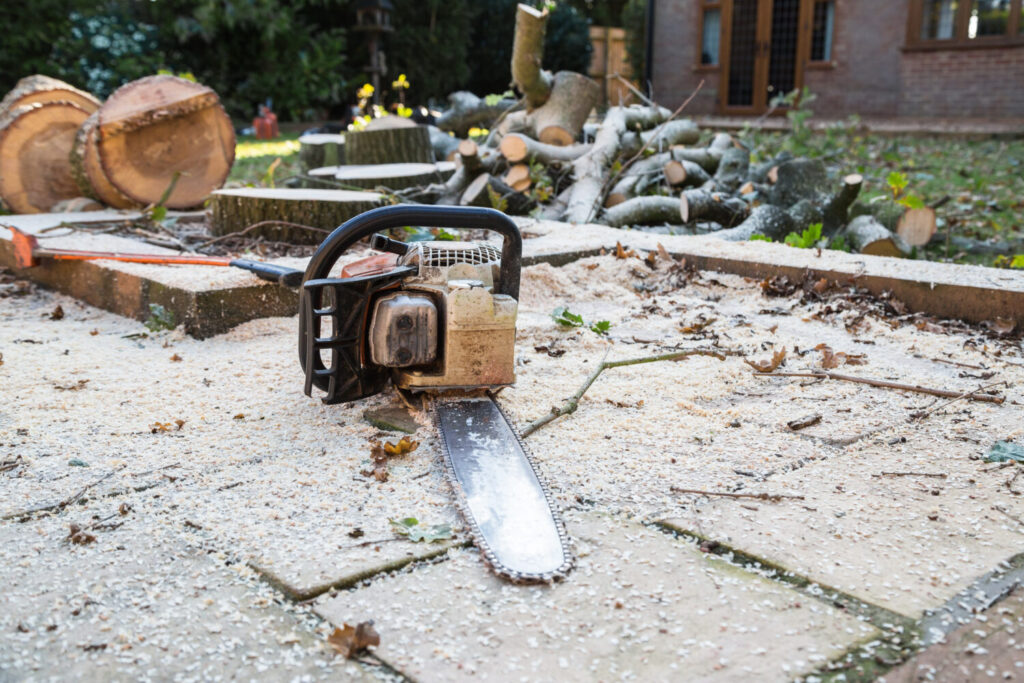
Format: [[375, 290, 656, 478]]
[[910, 0, 1023, 45], [701, 6, 721, 65], [810, 0, 835, 61]]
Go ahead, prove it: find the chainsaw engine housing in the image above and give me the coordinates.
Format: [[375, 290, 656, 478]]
[[299, 206, 523, 404]]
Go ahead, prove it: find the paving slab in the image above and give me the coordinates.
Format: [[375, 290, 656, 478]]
[[315, 510, 879, 682], [0, 492, 377, 681], [883, 588, 1024, 682], [661, 432, 1024, 619]]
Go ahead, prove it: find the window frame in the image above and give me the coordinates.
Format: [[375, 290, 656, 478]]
[[806, 0, 836, 65], [906, 0, 1024, 50], [695, 1, 723, 71]]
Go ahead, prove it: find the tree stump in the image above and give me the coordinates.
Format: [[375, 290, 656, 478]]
[[209, 188, 385, 244], [298, 133, 345, 171], [69, 111, 139, 209], [0, 101, 91, 213], [0, 75, 100, 116], [92, 75, 234, 209], [459, 173, 536, 215], [307, 162, 455, 191], [345, 116, 433, 166]]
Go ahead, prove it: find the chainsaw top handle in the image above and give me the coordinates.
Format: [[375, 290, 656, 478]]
[[303, 205, 523, 299]]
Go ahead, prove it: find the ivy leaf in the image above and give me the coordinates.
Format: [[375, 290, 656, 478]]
[[589, 320, 611, 335], [552, 306, 585, 328]]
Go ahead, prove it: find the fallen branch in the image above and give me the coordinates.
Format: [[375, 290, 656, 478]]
[[873, 471, 948, 478], [670, 487, 806, 502], [58, 465, 126, 512], [755, 371, 1004, 404], [521, 348, 726, 437]]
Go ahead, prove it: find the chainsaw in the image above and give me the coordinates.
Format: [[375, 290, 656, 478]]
[[298, 205, 572, 582]]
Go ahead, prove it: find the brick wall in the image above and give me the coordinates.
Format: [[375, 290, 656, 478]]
[[651, 0, 1024, 119], [900, 48, 1024, 118]]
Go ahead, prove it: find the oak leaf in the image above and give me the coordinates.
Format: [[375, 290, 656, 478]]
[[327, 622, 380, 659], [744, 348, 787, 373], [614, 242, 637, 259]]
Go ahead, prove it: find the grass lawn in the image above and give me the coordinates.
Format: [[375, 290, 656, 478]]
[[227, 129, 1024, 269]]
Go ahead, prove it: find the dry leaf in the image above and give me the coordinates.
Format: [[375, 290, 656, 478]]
[[811, 278, 829, 294], [983, 317, 1016, 336], [67, 523, 96, 545], [55, 379, 89, 391], [915, 320, 947, 334], [760, 275, 797, 297], [614, 242, 637, 259], [50, 305, 64, 321], [644, 251, 657, 268], [744, 348, 787, 373], [150, 422, 173, 433], [815, 343, 867, 369], [118, 503, 132, 516], [233, 413, 245, 420], [657, 243, 671, 262], [175, 419, 186, 430], [679, 316, 717, 334], [327, 622, 380, 659], [383, 436, 420, 456], [89, 329, 99, 336], [170, 354, 183, 362]]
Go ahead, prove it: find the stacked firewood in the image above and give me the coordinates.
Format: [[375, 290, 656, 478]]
[[387, 3, 933, 256]]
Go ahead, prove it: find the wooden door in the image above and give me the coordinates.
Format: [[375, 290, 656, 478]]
[[720, 0, 809, 114]]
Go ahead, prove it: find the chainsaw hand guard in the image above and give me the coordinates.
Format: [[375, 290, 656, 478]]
[[299, 205, 522, 404]]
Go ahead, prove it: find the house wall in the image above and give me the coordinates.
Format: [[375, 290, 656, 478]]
[[650, 0, 1024, 119]]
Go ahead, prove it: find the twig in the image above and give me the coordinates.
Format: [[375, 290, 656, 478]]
[[58, 466, 126, 512], [755, 371, 1004, 404], [611, 73, 656, 107], [931, 357, 986, 370], [670, 487, 805, 502], [994, 505, 1024, 528], [521, 348, 726, 437], [194, 220, 329, 249], [909, 381, 1006, 418], [873, 471, 947, 478]]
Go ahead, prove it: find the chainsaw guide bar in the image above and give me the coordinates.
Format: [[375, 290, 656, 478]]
[[434, 395, 574, 583]]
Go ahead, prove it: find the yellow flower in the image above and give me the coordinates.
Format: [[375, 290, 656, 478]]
[[396, 105, 413, 118], [357, 83, 375, 99], [392, 74, 409, 90]]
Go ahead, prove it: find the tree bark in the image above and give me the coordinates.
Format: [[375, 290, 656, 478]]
[[603, 195, 682, 227], [299, 133, 345, 170], [209, 188, 385, 244], [0, 101, 91, 213], [93, 75, 234, 209], [711, 147, 750, 194], [679, 189, 748, 227], [768, 157, 828, 208], [712, 205, 796, 241], [459, 173, 536, 215], [820, 173, 863, 237], [499, 132, 590, 165], [664, 159, 711, 188], [619, 119, 701, 158], [0, 74, 100, 116], [426, 125, 461, 162], [435, 91, 519, 137], [69, 111, 139, 209], [527, 71, 601, 145], [345, 118, 433, 165], [511, 3, 553, 109]]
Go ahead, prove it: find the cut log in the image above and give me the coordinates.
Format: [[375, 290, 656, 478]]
[[307, 162, 454, 191], [669, 146, 724, 174], [69, 111, 139, 209], [93, 75, 234, 209], [209, 188, 385, 244], [298, 133, 345, 170], [820, 173, 863, 237], [427, 125, 461, 162], [0, 75, 100, 116], [528, 71, 600, 146], [603, 195, 682, 228], [503, 163, 532, 193], [395, 140, 498, 205], [711, 147, 750, 194], [896, 207, 937, 247], [843, 215, 910, 257], [0, 101, 91, 213], [664, 159, 711, 188], [619, 119, 701, 158], [511, 4, 553, 109], [679, 189, 748, 227], [712, 205, 796, 241], [565, 105, 672, 224], [436, 91, 519, 137], [499, 133, 590, 165], [768, 158, 828, 208], [345, 117, 433, 166], [459, 173, 536, 215]]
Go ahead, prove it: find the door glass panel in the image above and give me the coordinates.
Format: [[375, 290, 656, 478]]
[[727, 0, 758, 107], [921, 0, 959, 39], [768, 0, 800, 99], [702, 9, 721, 65], [969, 0, 1010, 38]]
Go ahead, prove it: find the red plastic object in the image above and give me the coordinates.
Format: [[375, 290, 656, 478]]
[[252, 104, 279, 140]]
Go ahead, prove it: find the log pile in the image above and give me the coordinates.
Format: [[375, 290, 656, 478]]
[[0, 74, 234, 214]]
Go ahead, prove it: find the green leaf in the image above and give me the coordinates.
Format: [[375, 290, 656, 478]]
[[68, 458, 89, 467], [144, 304, 176, 332], [829, 235, 851, 252], [552, 306, 585, 327], [390, 518, 452, 543], [589, 320, 611, 335], [784, 223, 823, 249], [434, 228, 458, 241], [896, 194, 925, 209], [1010, 254, 1024, 269], [984, 441, 1024, 463], [886, 171, 909, 197], [748, 234, 772, 242], [150, 205, 167, 222]]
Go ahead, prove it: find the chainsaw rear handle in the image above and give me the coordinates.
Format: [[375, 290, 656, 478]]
[[302, 205, 522, 299]]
